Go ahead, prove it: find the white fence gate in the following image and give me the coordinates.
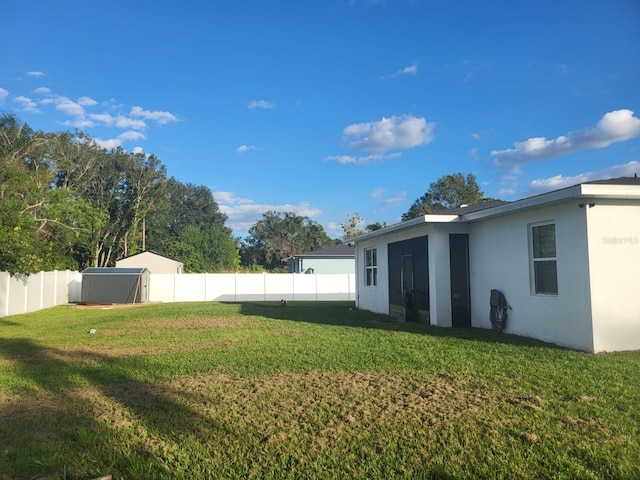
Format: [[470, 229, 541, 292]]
[[0, 272, 356, 317]]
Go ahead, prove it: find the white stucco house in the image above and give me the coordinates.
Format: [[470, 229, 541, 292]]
[[287, 244, 355, 274], [353, 177, 640, 353], [115, 251, 184, 274]]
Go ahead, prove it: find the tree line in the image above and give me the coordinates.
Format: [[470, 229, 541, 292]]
[[1, 112, 492, 275]]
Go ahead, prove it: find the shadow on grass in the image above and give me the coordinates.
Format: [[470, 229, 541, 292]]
[[0, 337, 232, 479], [236, 300, 565, 351]]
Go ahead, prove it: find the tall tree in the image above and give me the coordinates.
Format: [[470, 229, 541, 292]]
[[144, 178, 238, 271], [402, 172, 485, 221], [242, 211, 332, 270], [0, 114, 77, 273]]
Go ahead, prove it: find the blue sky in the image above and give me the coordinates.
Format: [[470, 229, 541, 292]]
[[2, 0, 639, 239]]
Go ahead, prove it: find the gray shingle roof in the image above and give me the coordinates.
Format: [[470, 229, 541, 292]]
[[295, 244, 355, 257], [584, 175, 640, 186]]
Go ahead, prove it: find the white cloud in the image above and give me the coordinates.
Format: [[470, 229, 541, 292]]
[[324, 152, 401, 166], [130, 106, 177, 124], [529, 161, 640, 192], [379, 63, 418, 80], [0, 87, 8, 103], [492, 109, 640, 166], [60, 118, 95, 128], [56, 98, 85, 116], [27, 71, 45, 77], [214, 191, 322, 235], [115, 115, 146, 130], [118, 130, 146, 142], [370, 188, 388, 198], [77, 96, 98, 106], [237, 144, 259, 153], [342, 114, 435, 153], [132, 146, 145, 154], [94, 138, 122, 150], [14, 96, 41, 113], [247, 99, 276, 109], [88, 113, 115, 125], [34, 87, 51, 95], [381, 191, 407, 206]]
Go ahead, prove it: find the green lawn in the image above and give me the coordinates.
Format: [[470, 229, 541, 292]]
[[0, 301, 638, 479]]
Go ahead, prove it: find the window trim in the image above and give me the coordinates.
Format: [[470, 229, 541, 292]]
[[364, 247, 377, 286], [529, 221, 558, 295]]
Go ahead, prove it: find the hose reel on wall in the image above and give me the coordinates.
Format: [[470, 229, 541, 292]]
[[490, 289, 511, 332]]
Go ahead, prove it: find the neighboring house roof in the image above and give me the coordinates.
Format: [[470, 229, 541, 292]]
[[353, 176, 640, 242], [292, 244, 356, 258]]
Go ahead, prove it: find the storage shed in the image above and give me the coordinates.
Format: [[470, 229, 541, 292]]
[[81, 267, 150, 304]]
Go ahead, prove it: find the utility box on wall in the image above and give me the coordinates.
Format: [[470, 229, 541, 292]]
[[81, 267, 150, 304]]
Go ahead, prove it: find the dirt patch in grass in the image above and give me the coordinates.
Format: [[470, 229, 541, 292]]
[[128, 316, 254, 330]]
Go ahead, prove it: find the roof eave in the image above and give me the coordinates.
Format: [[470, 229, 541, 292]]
[[352, 214, 461, 243], [462, 183, 640, 222]]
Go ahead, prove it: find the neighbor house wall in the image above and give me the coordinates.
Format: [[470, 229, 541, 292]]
[[116, 252, 183, 274], [293, 257, 355, 274], [469, 201, 594, 351], [585, 200, 640, 353]]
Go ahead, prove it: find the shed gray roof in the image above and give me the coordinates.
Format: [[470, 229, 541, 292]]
[[82, 267, 149, 275]]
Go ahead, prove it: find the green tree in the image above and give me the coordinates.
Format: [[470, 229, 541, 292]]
[[144, 178, 238, 271], [242, 211, 332, 270], [402, 172, 485, 221], [0, 113, 69, 273], [341, 212, 387, 240]]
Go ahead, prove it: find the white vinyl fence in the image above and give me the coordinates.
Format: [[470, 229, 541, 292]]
[[0, 270, 82, 318], [0, 272, 355, 317], [149, 273, 356, 303]]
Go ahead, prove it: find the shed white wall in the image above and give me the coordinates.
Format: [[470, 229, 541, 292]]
[[469, 202, 594, 351], [585, 200, 640, 353], [116, 252, 183, 274]]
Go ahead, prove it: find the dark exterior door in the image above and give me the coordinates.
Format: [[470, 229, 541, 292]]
[[388, 236, 429, 323], [449, 234, 471, 327], [402, 255, 419, 322]]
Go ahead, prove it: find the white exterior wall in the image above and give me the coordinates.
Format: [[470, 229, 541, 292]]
[[295, 257, 355, 274], [585, 200, 640, 352], [116, 252, 183, 274], [469, 202, 594, 351], [355, 236, 391, 315], [355, 223, 463, 326]]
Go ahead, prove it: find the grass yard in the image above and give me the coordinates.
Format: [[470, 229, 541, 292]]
[[0, 301, 639, 480]]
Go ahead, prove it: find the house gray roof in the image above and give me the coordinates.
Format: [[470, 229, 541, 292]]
[[294, 244, 356, 258], [353, 176, 640, 243], [584, 175, 640, 186], [439, 200, 509, 215]]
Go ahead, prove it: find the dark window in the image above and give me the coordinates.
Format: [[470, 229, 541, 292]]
[[531, 223, 558, 294], [365, 248, 377, 286]]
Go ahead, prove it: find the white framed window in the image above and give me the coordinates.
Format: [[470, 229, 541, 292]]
[[365, 247, 377, 286], [530, 222, 558, 295]]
